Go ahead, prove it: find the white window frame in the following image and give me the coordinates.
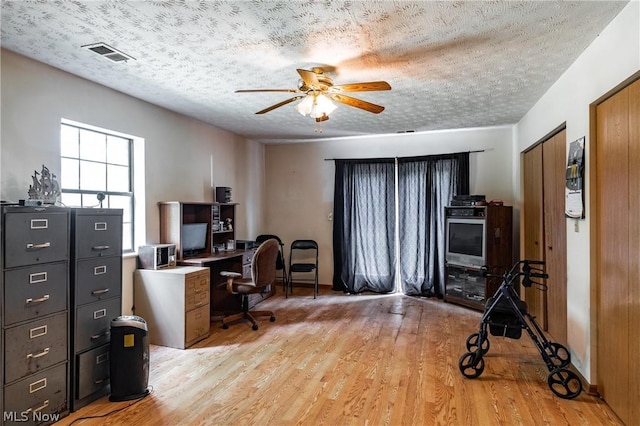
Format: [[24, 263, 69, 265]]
[[60, 119, 145, 253]]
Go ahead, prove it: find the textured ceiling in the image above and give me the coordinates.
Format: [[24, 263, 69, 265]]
[[0, 1, 629, 143]]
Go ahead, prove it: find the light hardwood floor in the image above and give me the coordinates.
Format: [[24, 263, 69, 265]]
[[59, 287, 622, 425]]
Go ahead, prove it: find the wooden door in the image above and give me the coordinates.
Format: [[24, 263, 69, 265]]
[[522, 144, 546, 327], [629, 79, 640, 426], [543, 130, 568, 345], [596, 79, 640, 424]]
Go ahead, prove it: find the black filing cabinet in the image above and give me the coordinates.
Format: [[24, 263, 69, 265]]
[[70, 208, 122, 411], [1, 206, 71, 425]]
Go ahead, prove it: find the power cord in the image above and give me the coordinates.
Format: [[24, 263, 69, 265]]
[[68, 386, 154, 425]]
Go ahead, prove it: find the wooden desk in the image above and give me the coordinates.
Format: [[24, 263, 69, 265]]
[[179, 249, 271, 319]]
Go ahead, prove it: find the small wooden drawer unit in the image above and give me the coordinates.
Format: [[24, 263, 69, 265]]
[[135, 266, 210, 349]]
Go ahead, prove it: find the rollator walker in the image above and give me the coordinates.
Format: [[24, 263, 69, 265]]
[[458, 260, 582, 399]]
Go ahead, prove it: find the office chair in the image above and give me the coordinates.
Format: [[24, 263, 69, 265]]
[[255, 234, 288, 294], [220, 239, 279, 330], [288, 239, 319, 299]]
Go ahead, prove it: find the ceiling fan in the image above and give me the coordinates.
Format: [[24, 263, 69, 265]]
[[235, 67, 391, 122]]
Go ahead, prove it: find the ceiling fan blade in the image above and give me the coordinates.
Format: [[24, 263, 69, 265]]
[[255, 96, 304, 114], [332, 81, 391, 92], [297, 69, 320, 87], [330, 94, 385, 114], [236, 89, 300, 93]]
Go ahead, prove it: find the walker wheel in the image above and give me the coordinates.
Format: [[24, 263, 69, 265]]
[[459, 352, 485, 379], [545, 342, 571, 368], [270, 316, 276, 322], [466, 333, 490, 354], [547, 368, 582, 399], [222, 323, 229, 329], [252, 324, 259, 331]]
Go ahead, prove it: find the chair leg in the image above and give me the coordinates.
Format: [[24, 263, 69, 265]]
[[221, 295, 275, 330], [282, 264, 289, 293], [314, 269, 318, 299], [221, 311, 245, 329]]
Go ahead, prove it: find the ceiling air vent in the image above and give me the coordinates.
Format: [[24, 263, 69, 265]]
[[82, 42, 135, 62]]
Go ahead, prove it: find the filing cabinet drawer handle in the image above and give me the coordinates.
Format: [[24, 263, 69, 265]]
[[26, 242, 51, 250], [92, 245, 110, 251], [94, 265, 107, 275], [26, 347, 50, 359], [26, 294, 50, 304], [30, 219, 48, 229], [30, 325, 48, 339], [29, 272, 48, 284], [29, 378, 47, 394], [24, 400, 49, 414], [95, 379, 105, 385], [92, 288, 110, 296], [91, 331, 110, 340]]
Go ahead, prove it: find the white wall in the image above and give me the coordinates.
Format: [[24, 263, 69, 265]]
[[0, 49, 266, 314], [515, 1, 640, 382], [263, 126, 515, 287]]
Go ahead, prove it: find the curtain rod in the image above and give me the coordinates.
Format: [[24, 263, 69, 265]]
[[323, 149, 485, 161]]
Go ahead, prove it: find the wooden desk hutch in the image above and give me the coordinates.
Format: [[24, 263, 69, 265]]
[[157, 201, 271, 320]]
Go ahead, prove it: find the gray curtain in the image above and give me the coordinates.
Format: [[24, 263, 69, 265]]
[[398, 154, 469, 297], [333, 153, 469, 295], [333, 159, 396, 293]]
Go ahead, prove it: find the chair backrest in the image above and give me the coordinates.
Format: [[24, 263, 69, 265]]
[[290, 239, 318, 266], [256, 234, 283, 245], [252, 239, 280, 287], [256, 234, 285, 269], [291, 239, 318, 251]]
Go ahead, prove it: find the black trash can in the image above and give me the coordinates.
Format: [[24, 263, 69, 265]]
[[109, 315, 150, 401]]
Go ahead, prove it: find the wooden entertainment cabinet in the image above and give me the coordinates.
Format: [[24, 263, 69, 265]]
[[444, 205, 513, 311]]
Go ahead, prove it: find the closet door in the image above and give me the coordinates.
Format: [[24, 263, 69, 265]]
[[630, 79, 640, 426], [522, 144, 546, 327], [596, 79, 640, 424], [543, 130, 567, 345]]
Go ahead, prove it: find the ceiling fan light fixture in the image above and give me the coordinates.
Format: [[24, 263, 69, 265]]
[[296, 92, 337, 119], [310, 93, 337, 118], [295, 94, 314, 116]]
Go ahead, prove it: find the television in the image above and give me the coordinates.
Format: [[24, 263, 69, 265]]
[[181, 223, 208, 256], [445, 217, 486, 268]]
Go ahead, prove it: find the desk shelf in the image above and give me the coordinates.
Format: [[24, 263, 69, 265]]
[[158, 201, 237, 260]]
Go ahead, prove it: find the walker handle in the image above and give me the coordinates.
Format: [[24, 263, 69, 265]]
[[530, 272, 548, 279]]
